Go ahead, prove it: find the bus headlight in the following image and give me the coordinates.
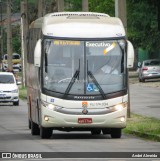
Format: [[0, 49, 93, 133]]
[[48, 104, 55, 110], [114, 104, 124, 111], [109, 103, 127, 111], [41, 101, 61, 111]]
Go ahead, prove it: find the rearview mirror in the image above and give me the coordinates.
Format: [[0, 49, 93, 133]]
[[137, 62, 141, 68], [34, 39, 42, 67], [127, 40, 134, 68]]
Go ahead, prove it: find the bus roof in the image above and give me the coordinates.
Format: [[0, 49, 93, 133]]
[[31, 12, 125, 39]]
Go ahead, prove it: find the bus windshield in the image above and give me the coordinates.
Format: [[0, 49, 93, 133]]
[[43, 39, 126, 96]]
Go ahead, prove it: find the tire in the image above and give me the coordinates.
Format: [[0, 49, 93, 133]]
[[28, 119, 31, 129], [31, 120, 40, 135], [110, 128, 122, 138], [91, 129, 101, 135], [40, 126, 52, 139], [13, 100, 19, 106], [141, 78, 145, 82], [138, 77, 142, 82]]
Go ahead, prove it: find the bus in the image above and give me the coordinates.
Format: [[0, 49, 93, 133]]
[[27, 12, 134, 139]]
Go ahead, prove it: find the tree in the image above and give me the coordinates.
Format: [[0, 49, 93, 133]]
[[12, 25, 21, 54], [65, 0, 82, 11], [127, 0, 160, 53], [89, 0, 114, 16]]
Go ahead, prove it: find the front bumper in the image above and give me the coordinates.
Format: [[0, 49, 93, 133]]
[[41, 106, 127, 129], [142, 73, 160, 79], [0, 93, 19, 103]]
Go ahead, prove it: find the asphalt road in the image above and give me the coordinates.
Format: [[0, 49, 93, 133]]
[[130, 84, 160, 119], [0, 84, 160, 161]]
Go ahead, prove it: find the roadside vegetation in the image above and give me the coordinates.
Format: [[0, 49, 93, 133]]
[[19, 86, 27, 100], [123, 113, 160, 142]]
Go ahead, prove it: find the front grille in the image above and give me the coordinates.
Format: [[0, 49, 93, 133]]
[[0, 96, 11, 99], [1, 91, 11, 93], [55, 108, 113, 115]]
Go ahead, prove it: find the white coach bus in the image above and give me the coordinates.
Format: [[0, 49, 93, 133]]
[[27, 12, 134, 139]]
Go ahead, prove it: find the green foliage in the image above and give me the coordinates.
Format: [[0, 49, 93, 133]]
[[89, 0, 114, 16], [12, 37, 21, 54], [7, 0, 160, 54], [19, 86, 27, 100], [127, 0, 160, 52], [123, 113, 160, 142], [12, 25, 21, 54], [65, 0, 82, 11], [12, 0, 21, 13]]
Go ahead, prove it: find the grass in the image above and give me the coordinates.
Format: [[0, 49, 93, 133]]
[[19, 86, 27, 100], [123, 113, 160, 141]]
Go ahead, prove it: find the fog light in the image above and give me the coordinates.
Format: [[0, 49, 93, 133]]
[[44, 116, 49, 121], [120, 117, 125, 122]]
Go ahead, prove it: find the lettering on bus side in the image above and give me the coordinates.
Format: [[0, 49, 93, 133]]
[[74, 96, 95, 100]]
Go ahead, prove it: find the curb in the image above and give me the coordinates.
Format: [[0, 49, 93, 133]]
[[124, 130, 160, 142], [129, 71, 138, 78]]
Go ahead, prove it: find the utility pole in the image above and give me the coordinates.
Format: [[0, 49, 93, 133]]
[[57, 0, 64, 12], [0, 0, 3, 65], [21, 0, 29, 87], [38, 0, 45, 18], [82, 0, 89, 11], [7, 0, 12, 71], [115, 0, 127, 32], [115, 0, 130, 118]]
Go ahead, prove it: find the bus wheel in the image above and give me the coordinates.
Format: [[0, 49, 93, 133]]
[[40, 127, 52, 139], [91, 129, 101, 135], [13, 100, 19, 106], [28, 119, 31, 129], [110, 128, 121, 138], [31, 120, 40, 135]]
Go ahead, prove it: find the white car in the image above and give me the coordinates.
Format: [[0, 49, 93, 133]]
[[0, 72, 19, 106], [138, 59, 160, 82]]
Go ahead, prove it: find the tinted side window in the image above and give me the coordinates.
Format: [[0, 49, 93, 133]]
[[27, 28, 41, 64]]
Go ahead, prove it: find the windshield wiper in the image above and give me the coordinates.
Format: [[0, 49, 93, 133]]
[[117, 41, 124, 73], [87, 60, 106, 99], [63, 59, 80, 98]]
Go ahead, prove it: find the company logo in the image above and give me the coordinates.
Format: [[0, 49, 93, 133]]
[[82, 102, 88, 108]]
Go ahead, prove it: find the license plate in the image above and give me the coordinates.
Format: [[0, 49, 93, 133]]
[[78, 118, 92, 124]]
